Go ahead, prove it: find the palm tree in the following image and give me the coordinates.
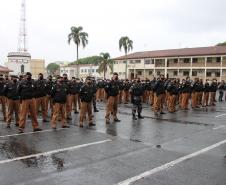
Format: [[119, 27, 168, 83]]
[[68, 26, 88, 77], [97, 53, 114, 79], [119, 36, 133, 79]]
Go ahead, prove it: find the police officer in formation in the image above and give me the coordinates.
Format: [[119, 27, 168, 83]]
[[129, 78, 145, 120], [0, 71, 225, 134], [79, 77, 96, 127]]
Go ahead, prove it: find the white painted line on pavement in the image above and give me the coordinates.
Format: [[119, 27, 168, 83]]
[[213, 125, 226, 130], [0, 139, 111, 164], [117, 139, 226, 185], [215, 113, 226, 118], [0, 128, 66, 138]]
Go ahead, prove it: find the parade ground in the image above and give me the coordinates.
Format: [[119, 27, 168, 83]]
[[0, 102, 226, 185]]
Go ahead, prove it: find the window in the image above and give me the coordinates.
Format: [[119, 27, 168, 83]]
[[192, 71, 197, 76], [174, 59, 178, 64], [157, 71, 161, 75], [84, 69, 87, 73], [92, 69, 95, 73], [206, 72, 211, 77], [183, 71, 190, 76], [149, 71, 153, 75], [119, 72, 122, 75], [183, 58, 190, 63], [207, 57, 212, 63], [151, 59, 155, 64], [21, 65, 24, 73], [173, 71, 178, 76], [123, 61, 127, 64], [216, 57, 221, 63], [135, 60, 141, 64], [115, 61, 118, 64], [145, 60, 151, 64], [192, 58, 198, 63], [61, 70, 64, 73], [130, 60, 134, 64], [215, 72, 220, 77], [137, 71, 142, 75]]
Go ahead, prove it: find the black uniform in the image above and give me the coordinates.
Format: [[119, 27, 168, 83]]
[[51, 83, 68, 104], [130, 82, 145, 119]]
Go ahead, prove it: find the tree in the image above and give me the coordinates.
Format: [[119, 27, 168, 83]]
[[69, 56, 102, 65], [68, 26, 88, 77], [47, 63, 60, 75], [119, 36, 133, 79], [216, 41, 226, 46], [97, 53, 114, 79]]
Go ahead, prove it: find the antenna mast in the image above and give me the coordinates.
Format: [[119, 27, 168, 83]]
[[18, 0, 27, 52]]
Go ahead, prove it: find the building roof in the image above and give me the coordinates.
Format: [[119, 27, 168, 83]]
[[0, 65, 13, 73], [115, 46, 226, 60], [7, 52, 31, 58]]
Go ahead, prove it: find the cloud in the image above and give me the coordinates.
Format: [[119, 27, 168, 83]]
[[0, 0, 226, 65]]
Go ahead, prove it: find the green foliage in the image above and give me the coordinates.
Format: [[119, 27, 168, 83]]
[[97, 53, 114, 79], [68, 26, 89, 60], [70, 56, 102, 65], [216, 41, 226, 46], [47, 63, 60, 74], [119, 36, 133, 55]]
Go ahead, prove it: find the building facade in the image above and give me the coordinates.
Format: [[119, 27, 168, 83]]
[[60, 64, 100, 79], [7, 52, 31, 75], [30, 59, 46, 78], [114, 46, 226, 81], [6, 52, 46, 78], [60, 64, 111, 79]]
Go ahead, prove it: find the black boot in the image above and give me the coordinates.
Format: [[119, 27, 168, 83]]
[[138, 113, 144, 119], [94, 108, 99, 112], [132, 114, 137, 120]]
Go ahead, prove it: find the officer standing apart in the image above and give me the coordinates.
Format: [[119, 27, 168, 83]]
[[79, 77, 95, 127], [17, 72, 42, 133], [129, 78, 145, 120], [105, 73, 121, 124]]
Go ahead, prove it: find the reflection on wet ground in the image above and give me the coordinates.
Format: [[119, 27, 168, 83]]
[[0, 102, 225, 185]]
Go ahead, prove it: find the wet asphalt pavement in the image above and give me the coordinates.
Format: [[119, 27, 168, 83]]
[[0, 102, 226, 185]]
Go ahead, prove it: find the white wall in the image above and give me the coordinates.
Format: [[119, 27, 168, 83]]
[[7, 56, 31, 75]]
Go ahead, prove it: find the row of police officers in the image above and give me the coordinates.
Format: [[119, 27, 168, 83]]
[[0, 72, 224, 133]]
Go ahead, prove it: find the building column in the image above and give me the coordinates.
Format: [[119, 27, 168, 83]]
[[134, 68, 136, 79], [165, 58, 167, 78], [125, 60, 128, 79], [220, 56, 223, 82], [204, 57, 207, 81], [154, 59, 156, 77], [177, 58, 180, 79], [144, 69, 146, 79], [190, 57, 193, 78]]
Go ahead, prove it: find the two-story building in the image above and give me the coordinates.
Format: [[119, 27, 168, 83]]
[[60, 64, 103, 79], [114, 46, 226, 81]]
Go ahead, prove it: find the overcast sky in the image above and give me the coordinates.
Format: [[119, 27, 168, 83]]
[[0, 0, 226, 65]]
